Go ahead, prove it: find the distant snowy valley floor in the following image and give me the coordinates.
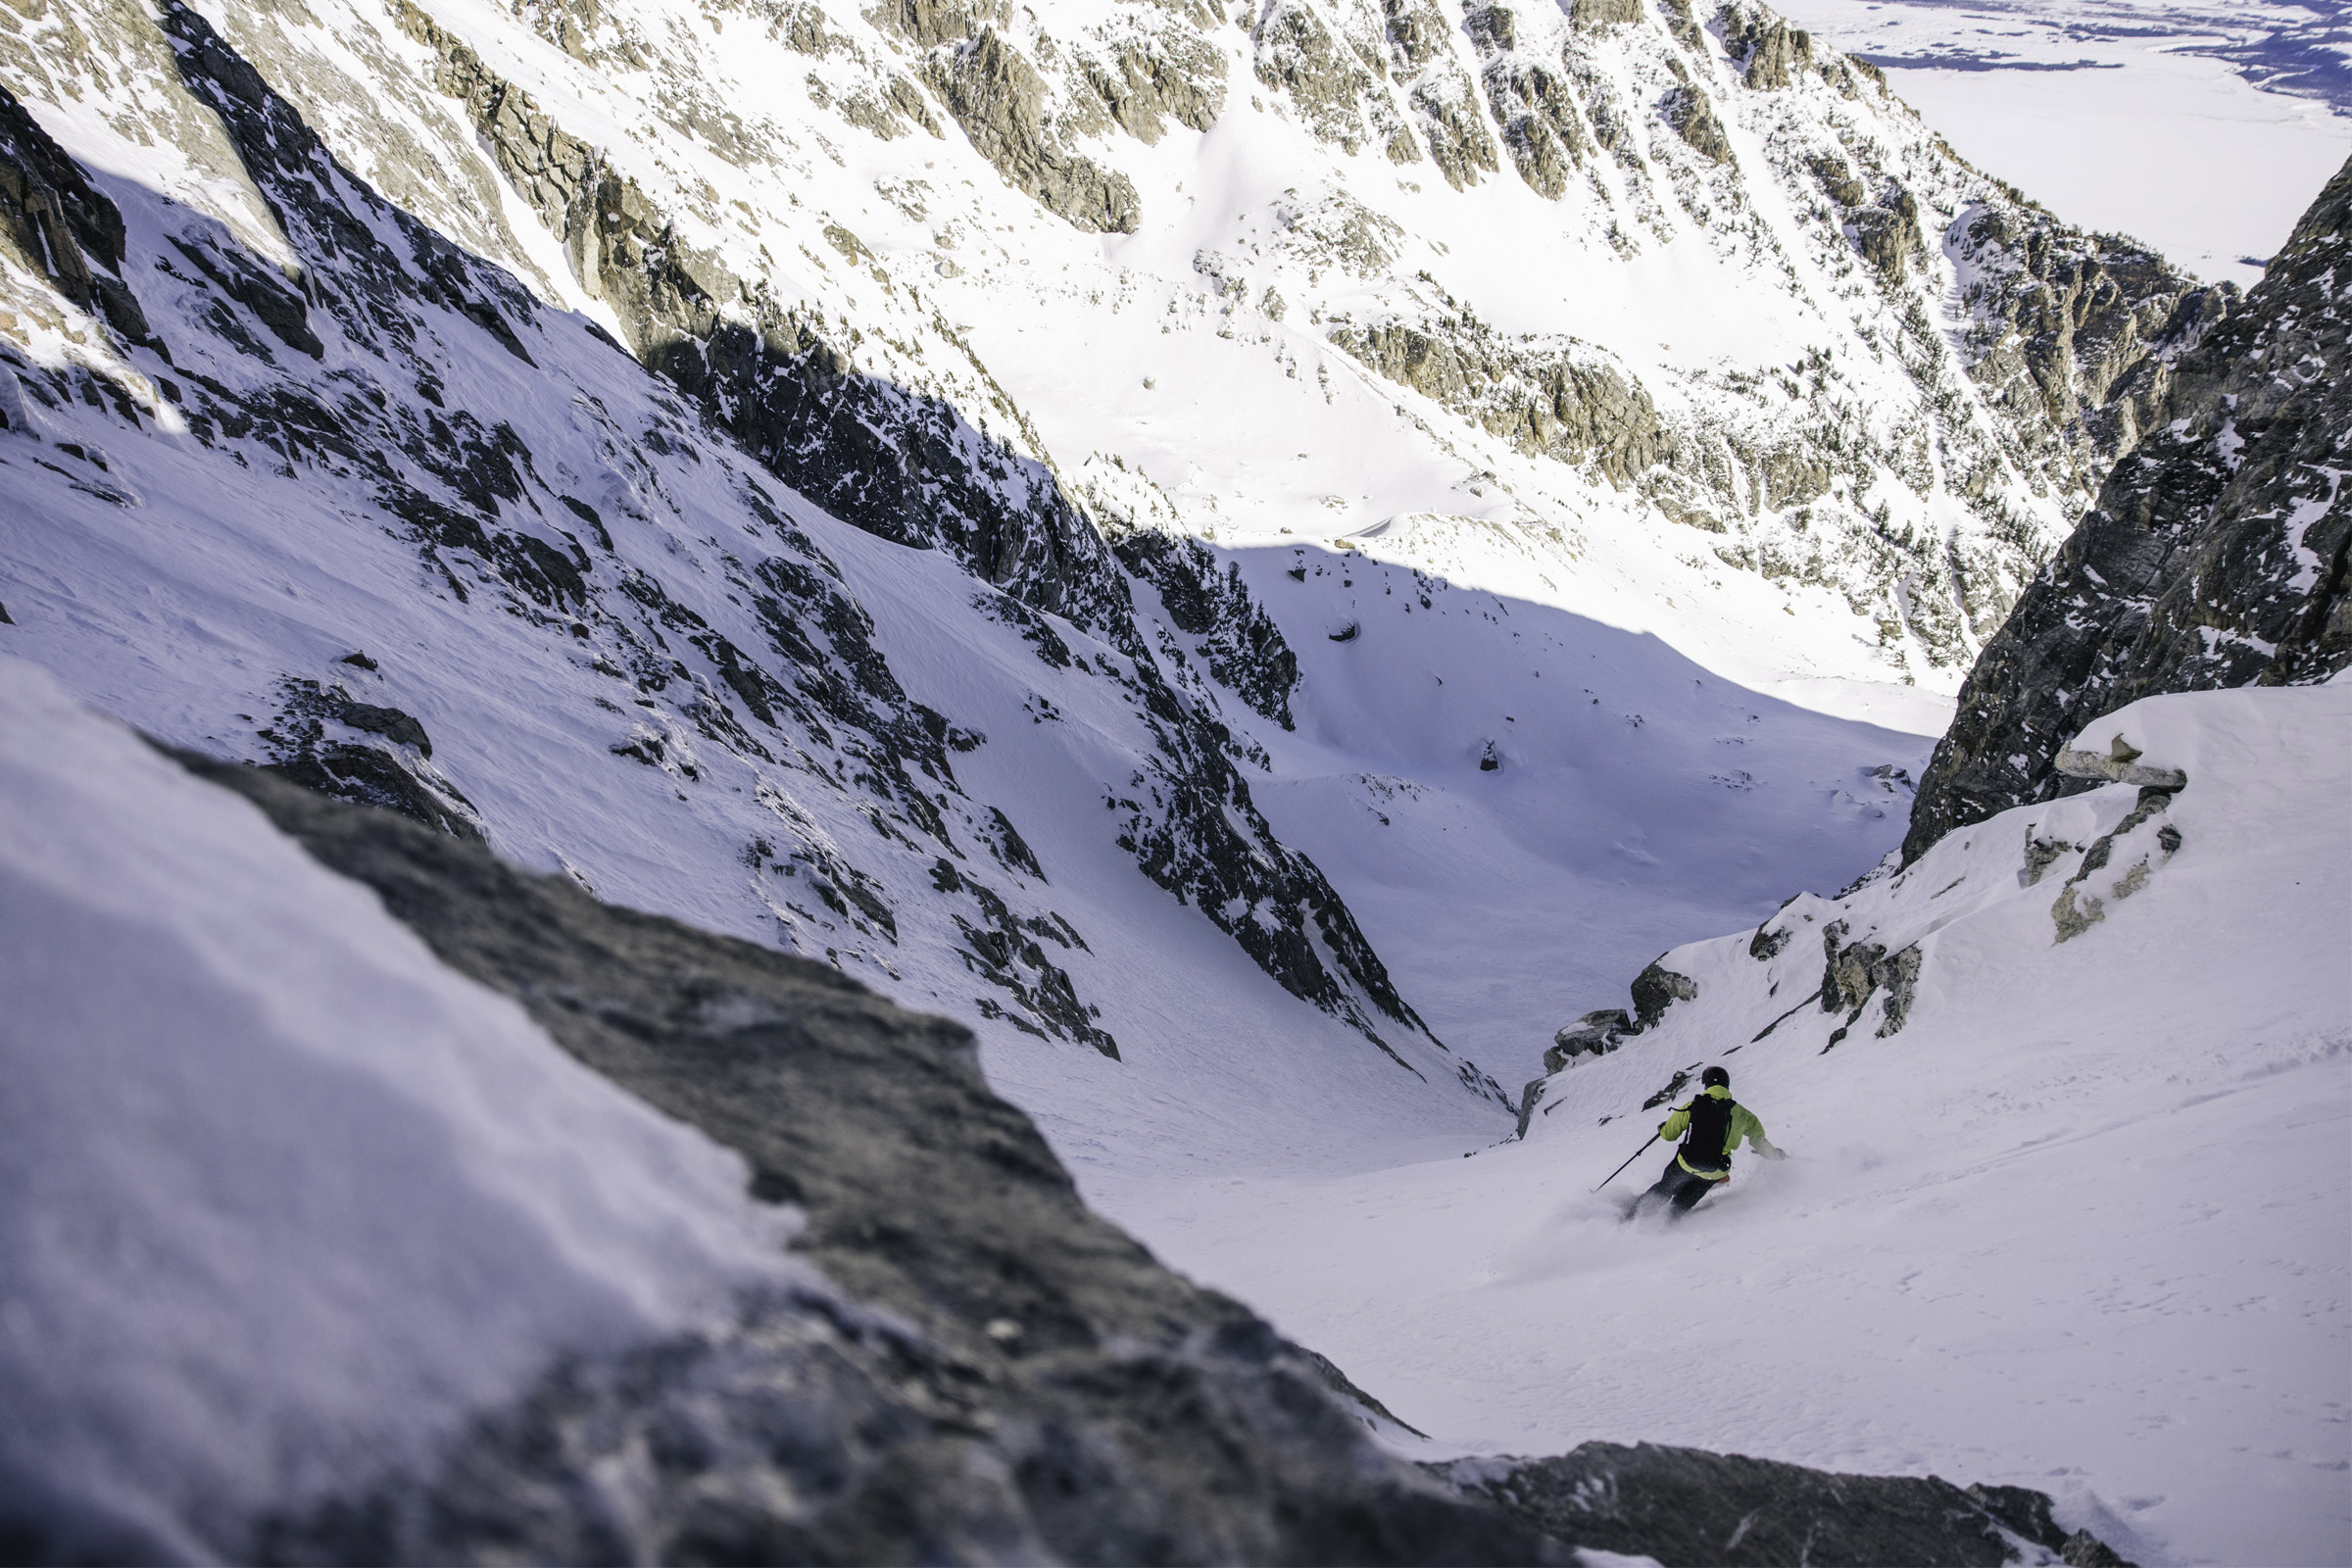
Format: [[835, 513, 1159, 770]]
[[1006, 672, 2352, 1568], [1772, 0, 2350, 286]]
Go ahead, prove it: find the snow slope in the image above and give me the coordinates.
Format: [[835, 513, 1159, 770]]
[[0, 0, 1946, 1159], [1086, 680, 2352, 1567], [1, 6, 2340, 1560], [0, 655, 802, 1561]]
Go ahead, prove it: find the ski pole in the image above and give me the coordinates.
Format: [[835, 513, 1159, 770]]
[[1594, 1131, 1659, 1192]]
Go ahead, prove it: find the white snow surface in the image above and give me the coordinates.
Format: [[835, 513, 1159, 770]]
[[1085, 683, 2352, 1567], [0, 656, 800, 1561], [34, 0, 2178, 696]]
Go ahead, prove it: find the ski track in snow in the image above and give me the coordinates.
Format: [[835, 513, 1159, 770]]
[[1083, 682, 2352, 1568]]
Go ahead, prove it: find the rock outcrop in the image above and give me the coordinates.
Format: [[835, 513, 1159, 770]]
[[1905, 155, 2352, 859], [0, 87, 149, 344], [1949, 204, 2233, 492], [1112, 528, 1301, 729], [1450, 1441, 2134, 1568], [1328, 312, 1666, 486], [152, 752, 1552, 1567], [1517, 961, 1699, 1133]]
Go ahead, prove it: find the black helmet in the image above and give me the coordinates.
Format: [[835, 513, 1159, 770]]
[[1700, 1065, 1730, 1090]]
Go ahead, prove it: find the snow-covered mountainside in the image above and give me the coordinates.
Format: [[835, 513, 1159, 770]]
[[2, 0, 2230, 699], [0, 5, 1520, 1157], [0, 0, 2066, 1149], [2, 0, 2345, 1559], [1118, 678, 2352, 1568]]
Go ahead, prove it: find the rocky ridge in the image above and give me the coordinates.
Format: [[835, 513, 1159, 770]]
[[1905, 154, 2352, 858], [0, 0, 2231, 693]]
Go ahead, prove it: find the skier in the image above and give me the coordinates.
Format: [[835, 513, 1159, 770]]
[[1638, 1065, 1784, 1215]]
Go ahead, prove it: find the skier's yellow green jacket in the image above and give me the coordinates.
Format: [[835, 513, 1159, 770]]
[[1657, 1085, 1779, 1180]]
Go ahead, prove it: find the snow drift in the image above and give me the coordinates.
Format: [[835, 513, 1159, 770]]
[[0, 655, 800, 1561]]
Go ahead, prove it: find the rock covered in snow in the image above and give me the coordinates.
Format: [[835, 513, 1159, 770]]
[[0, 657, 802, 1562], [1905, 154, 2352, 859], [1516, 678, 2349, 1134], [1447, 1441, 2135, 1567]]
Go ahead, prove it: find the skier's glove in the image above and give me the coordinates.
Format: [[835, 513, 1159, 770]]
[[1759, 1144, 1788, 1161]]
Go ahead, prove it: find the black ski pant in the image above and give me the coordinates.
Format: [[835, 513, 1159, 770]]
[[1643, 1158, 1726, 1213]]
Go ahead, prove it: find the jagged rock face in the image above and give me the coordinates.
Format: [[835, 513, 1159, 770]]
[[1252, 1, 1417, 164], [162, 757, 1551, 1567], [1665, 76, 1734, 166], [1329, 312, 1665, 486], [1386, 0, 1503, 190], [1950, 205, 2232, 493], [1113, 529, 1302, 728], [0, 90, 147, 344], [864, 0, 1226, 233], [1447, 1442, 2131, 1568], [1464, 6, 1588, 200], [12, 0, 2233, 694], [1904, 156, 2352, 860], [0, 13, 1463, 1088], [1515, 964, 1694, 1133], [919, 29, 1141, 234]]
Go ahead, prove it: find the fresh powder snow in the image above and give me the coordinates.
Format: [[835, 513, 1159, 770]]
[[1082, 681, 2352, 1568]]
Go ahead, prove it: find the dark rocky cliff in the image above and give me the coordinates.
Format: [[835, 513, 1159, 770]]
[[1905, 155, 2352, 860]]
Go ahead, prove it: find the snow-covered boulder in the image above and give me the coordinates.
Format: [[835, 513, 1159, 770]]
[[0, 655, 800, 1560]]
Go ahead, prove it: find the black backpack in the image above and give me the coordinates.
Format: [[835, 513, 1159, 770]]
[[1680, 1095, 1737, 1171]]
